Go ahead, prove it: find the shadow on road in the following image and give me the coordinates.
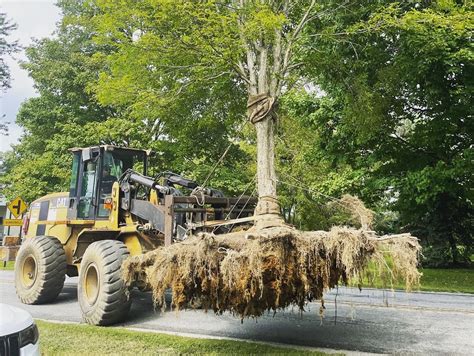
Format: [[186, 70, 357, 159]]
[[124, 290, 168, 324], [56, 284, 77, 303], [116, 288, 424, 354]]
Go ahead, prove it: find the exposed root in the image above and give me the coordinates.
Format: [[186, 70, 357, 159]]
[[123, 225, 421, 319], [367, 233, 422, 290], [331, 194, 375, 230]]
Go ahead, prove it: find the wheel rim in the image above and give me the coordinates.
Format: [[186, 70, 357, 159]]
[[84, 263, 100, 305], [21, 255, 37, 288]]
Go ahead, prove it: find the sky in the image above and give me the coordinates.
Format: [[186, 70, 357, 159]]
[[0, 0, 61, 152]]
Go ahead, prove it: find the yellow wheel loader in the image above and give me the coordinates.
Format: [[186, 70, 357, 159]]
[[15, 145, 256, 325]]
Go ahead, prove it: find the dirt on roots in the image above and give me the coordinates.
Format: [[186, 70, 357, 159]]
[[123, 224, 421, 319]]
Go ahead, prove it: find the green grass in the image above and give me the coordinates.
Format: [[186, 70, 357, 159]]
[[418, 268, 474, 293], [36, 320, 329, 355], [0, 261, 14, 270], [351, 267, 474, 294]]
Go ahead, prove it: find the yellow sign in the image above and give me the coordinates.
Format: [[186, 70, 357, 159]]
[[7, 197, 28, 218], [3, 219, 23, 226]]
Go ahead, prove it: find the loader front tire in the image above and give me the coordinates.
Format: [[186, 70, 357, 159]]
[[78, 240, 131, 325], [15, 236, 67, 304]]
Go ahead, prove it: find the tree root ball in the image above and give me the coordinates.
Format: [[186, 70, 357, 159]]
[[122, 225, 421, 319]]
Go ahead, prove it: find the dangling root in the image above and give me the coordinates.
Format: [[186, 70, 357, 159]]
[[123, 225, 421, 319], [329, 194, 375, 230]]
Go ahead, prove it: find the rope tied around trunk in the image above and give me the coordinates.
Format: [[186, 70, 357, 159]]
[[254, 195, 285, 229], [255, 195, 281, 215], [247, 94, 276, 124]]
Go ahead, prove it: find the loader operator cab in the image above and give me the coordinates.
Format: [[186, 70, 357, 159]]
[[68, 145, 148, 220]]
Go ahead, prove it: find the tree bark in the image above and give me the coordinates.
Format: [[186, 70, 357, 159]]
[[253, 114, 285, 228], [449, 235, 459, 265], [255, 116, 277, 198]]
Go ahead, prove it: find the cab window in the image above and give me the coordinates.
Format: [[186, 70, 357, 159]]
[[97, 150, 146, 218], [78, 161, 98, 219], [69, 152, 81, 197]]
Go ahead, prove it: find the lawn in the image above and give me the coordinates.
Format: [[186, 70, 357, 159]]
[[36, 320, 329, 355], [350, 267, 474, 294], [418, 268, 474, 293]]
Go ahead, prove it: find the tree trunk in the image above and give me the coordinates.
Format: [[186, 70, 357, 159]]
[[255, 117, 276, 200], [253, 115, 285, 228], [448, 233, 459, 266]]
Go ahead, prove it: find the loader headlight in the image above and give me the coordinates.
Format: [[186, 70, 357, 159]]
[[19, 323, 39, 348]]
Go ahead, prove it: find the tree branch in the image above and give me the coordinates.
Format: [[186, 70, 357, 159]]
[[281, 0, 317, 83], [270, 28, 282, 97], [234, 60, 251, 85]]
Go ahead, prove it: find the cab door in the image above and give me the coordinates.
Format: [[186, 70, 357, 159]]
[[67, 151, 81, 220], [78, 159, 99, 219], [68, 147, 101, 220]]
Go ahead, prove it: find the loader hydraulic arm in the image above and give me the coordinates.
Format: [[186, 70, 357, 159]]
[[157, 171, 199, 190], [121, 170, 172, 195], [117, 169, 171, 233], [117, 169, 200, 233], [117, 169, 230, 236]]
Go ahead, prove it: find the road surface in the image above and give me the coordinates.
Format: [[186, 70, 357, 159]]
[[1, 270, 473, 354]]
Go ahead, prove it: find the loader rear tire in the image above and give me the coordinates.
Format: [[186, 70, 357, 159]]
[[15, 236, 67, 304], [78, 240, 131, 325]]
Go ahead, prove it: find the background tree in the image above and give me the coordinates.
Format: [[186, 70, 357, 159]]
[[302, 0, 473, 265], [1, 0, 254, 201], [0, 1, 115, 201], [0, 11, 19, 136], [0, 11, 18, 91]]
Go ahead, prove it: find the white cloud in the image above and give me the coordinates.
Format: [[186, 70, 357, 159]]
[[0, 0, 61, 152]]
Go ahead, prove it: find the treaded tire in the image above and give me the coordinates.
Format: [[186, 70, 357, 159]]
[[78, 240, 131, 325], [15, 236, 67, 304]]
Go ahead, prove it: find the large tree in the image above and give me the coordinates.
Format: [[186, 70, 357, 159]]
[[88, 0, 341, 226], [302, 1, 473, 265]]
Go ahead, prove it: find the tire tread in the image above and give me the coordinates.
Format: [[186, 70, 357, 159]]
[[15, 236, 67, 304], [78, 240, 131, 326]]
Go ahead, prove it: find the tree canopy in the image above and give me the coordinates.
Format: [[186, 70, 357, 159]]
[[301, 0, 473, 265], [0, 11, 18, 92]]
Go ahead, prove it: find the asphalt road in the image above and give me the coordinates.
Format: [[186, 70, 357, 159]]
[[1, 270, 473, 355]]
